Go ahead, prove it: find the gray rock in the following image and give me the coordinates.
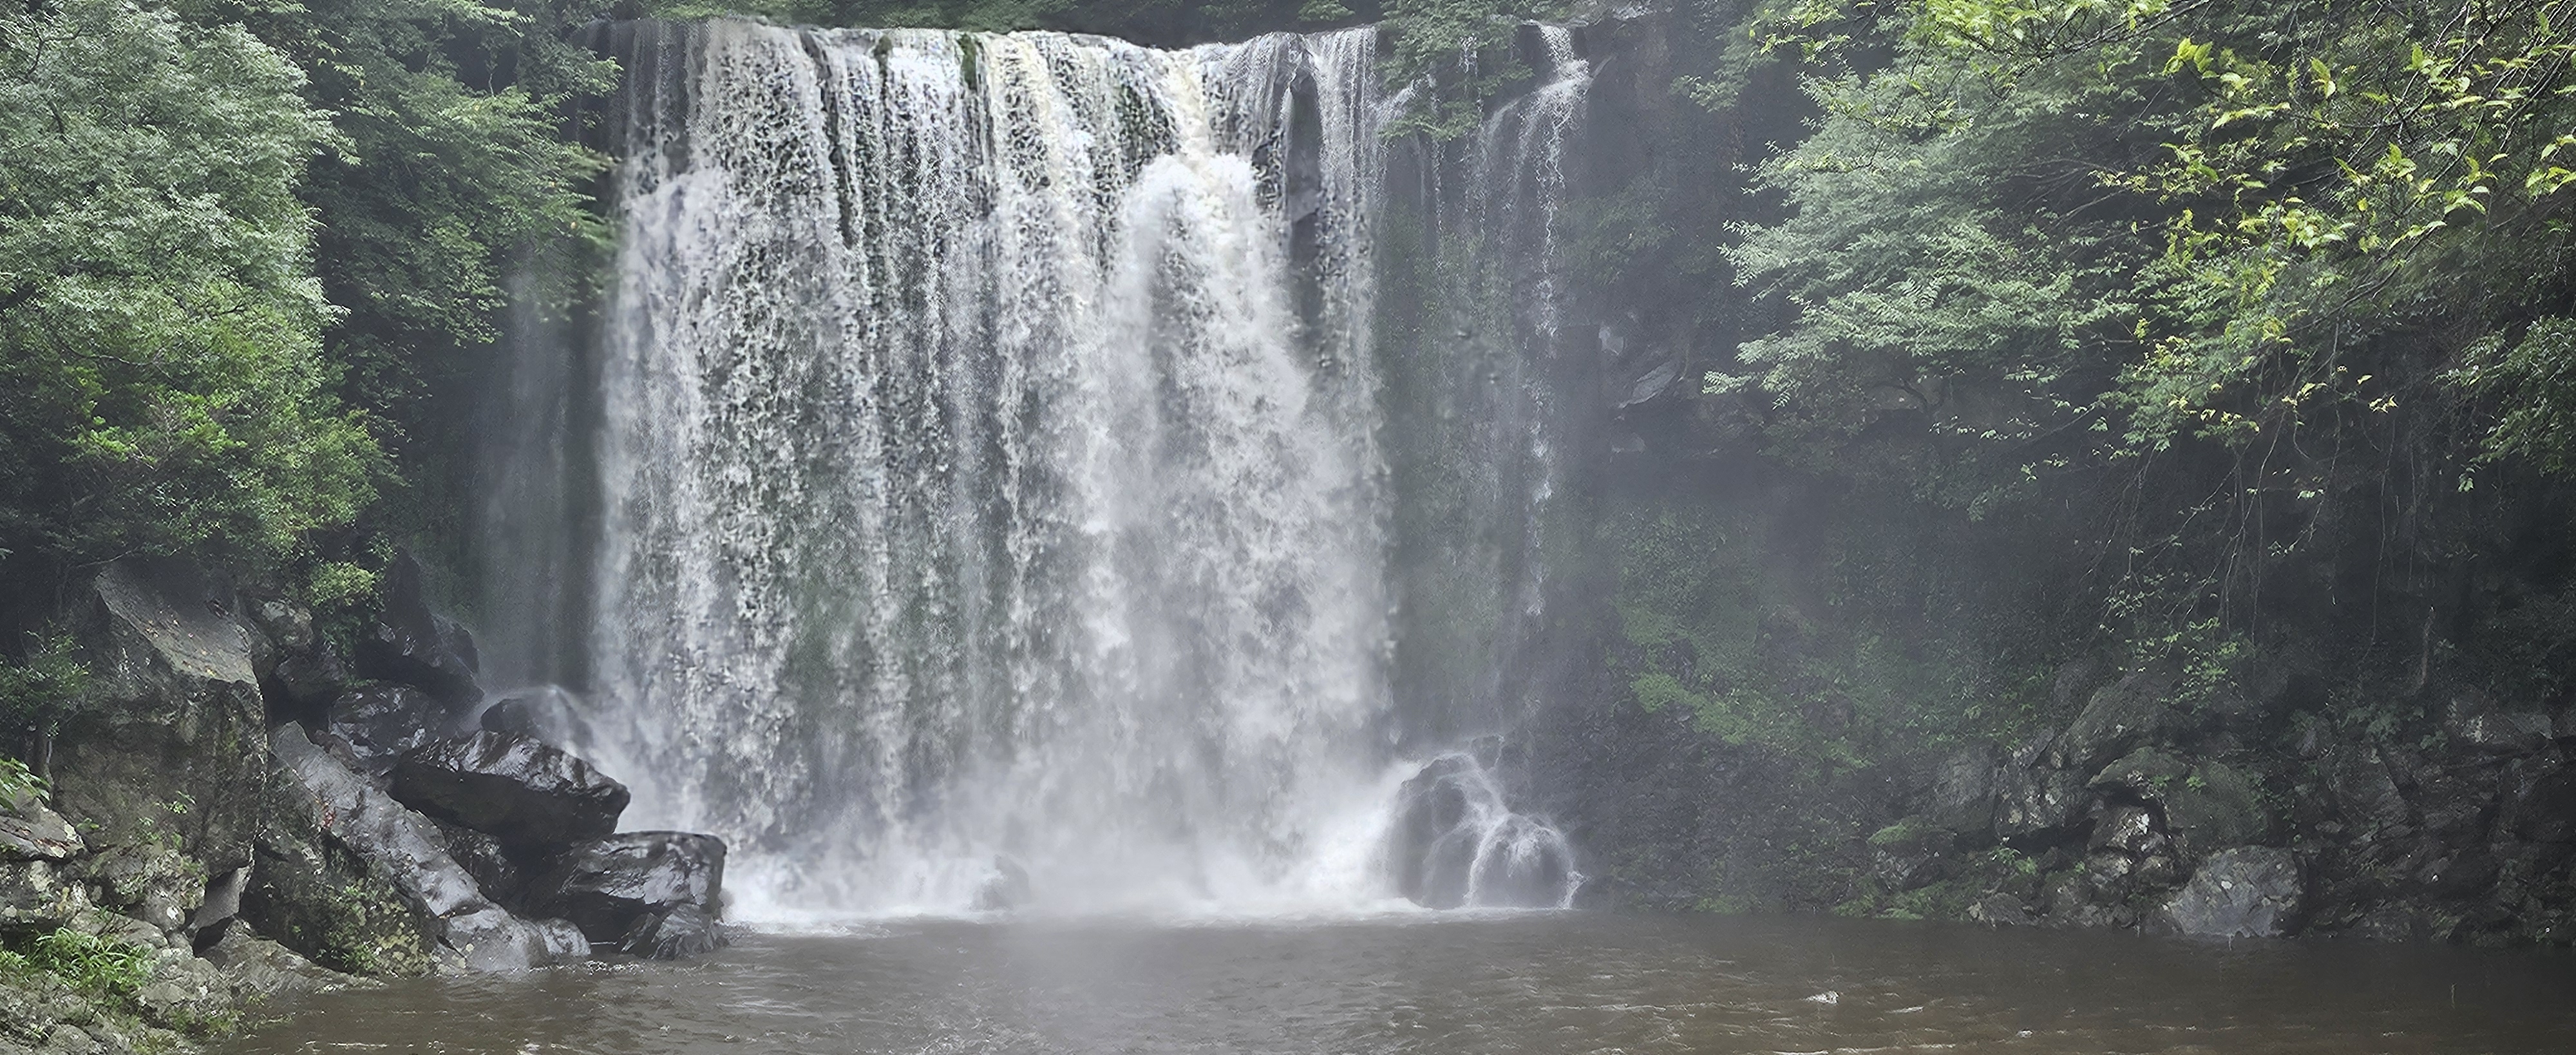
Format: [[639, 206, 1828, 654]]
[[0, 858, 93, 930], [2324, 743, 2411, 832], [2163, 761, 2274, 856], [1922, 743, 2001, 839], [319, 685, 457, 775], [354, 551, 483, 708], [48, 559, 269, 882], [2444, 690, 2552, 756], [2088, 803, 2162, 857], [1994, 739, 2090, 842], [1969, 891, 2039, 926], [389, 732, 629, 848], [0, 799, 82, 861], [198, 922, 366, 999], [529, 832, 726, 946], [267, 725, 580, 973], [2501, 760, 2576, 844], [2051, 662, 2184, 772], [2160, 846, 2303, 938], [67, 841, 205, 935], [2087, 746, 2190, 804]]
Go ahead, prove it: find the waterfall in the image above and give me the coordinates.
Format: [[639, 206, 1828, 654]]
[[481, 17, 1589, 918]]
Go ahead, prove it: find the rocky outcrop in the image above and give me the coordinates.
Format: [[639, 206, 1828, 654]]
[[2159, 846, 2304, 938], [267, 725, 587, 973], [316, 685, 456, 775], [524, 832, 726, 957], [45, 560, 270, 936], [388, 732, 629, 849]]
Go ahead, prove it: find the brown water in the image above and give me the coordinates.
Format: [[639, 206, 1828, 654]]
[[223, 913, 2576, 1054]]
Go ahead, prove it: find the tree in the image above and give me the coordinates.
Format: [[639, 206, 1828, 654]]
[[0, 0, 376, 576]]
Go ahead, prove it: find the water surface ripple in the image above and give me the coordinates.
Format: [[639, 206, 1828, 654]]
[[225, 914, 2576, 1054]]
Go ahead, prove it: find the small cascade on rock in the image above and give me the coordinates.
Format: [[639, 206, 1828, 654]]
[[1385, 752, 1579, 909]]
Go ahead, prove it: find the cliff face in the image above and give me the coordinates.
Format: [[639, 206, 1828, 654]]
[[1488, 7, 2576, 946]]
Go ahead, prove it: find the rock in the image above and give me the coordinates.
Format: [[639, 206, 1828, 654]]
[[2088, 803, 2162, 857], [48, 559, 269, 884], [0, 799, 83, 861], [1969, 891, 2040, 926], [389, 732, 629, 848], [0, 858, 93, 930], [1387, 755, 1479, 908], [188, 866, 247, 931], [2087, 746, 2190, 804], [1922, 743, 2001, 839], [527, 832, 726, 946], [68, 841, 205, 935], [2323, 743, 2410, 833], [2163, 761, 2274, 856], [269, 645, 355, 716], [354, 551, 483, 708], [1994, 737, 2089, 843], [424, 816, 527, 908], [2444, 690, 2552, 756], [317, 685, 457, 775], [439, 907, 590, 973], [263, 725, 578, 973], [618, 903, 726, 959], [2159, 846, 2303, 938], [475, 685, 596, 747], [2051, 661, 2184, 772], [2501, 760, 2576, 844], [198, 922, 366, 999]]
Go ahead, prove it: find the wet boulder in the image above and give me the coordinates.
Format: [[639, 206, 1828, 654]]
[[390, 731, 629, 848], [265, 725, 583, 973], [527, 832, 726, 947], [619, 902, 726, 960], [318, 685, 457, 775], [354, 551, 484, 708], [2159, 846, 2303, 938]]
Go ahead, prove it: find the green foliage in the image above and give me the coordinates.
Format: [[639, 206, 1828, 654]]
[[0, 755, 44, 812], [0, 0, 379, 573], [0, 926, 156, 1003], [0, 629, 91, 740]]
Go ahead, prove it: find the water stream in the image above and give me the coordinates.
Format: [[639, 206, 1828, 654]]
[[487, 20, 1582, 918]]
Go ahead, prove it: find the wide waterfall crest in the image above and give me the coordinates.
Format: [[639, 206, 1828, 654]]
[[558, 17, 1584, 918]]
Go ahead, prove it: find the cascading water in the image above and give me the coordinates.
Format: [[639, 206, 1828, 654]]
[[486, 17, 1587, 918]]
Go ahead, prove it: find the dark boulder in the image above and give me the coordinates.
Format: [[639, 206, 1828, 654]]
[[247, 594, 355, 717], [1994, 737, 2089, 844], [2444, 690, 2552, 756], [619, 903, 727, 959], [390, 732, 630, 848], [2158, 846, 2304, 938], [354, 551, 484, 708], [528, 832, 726, 946], [318, 685, 457, 775], [1387, 755, 1479, 908], [264, 725, 587, 973]]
